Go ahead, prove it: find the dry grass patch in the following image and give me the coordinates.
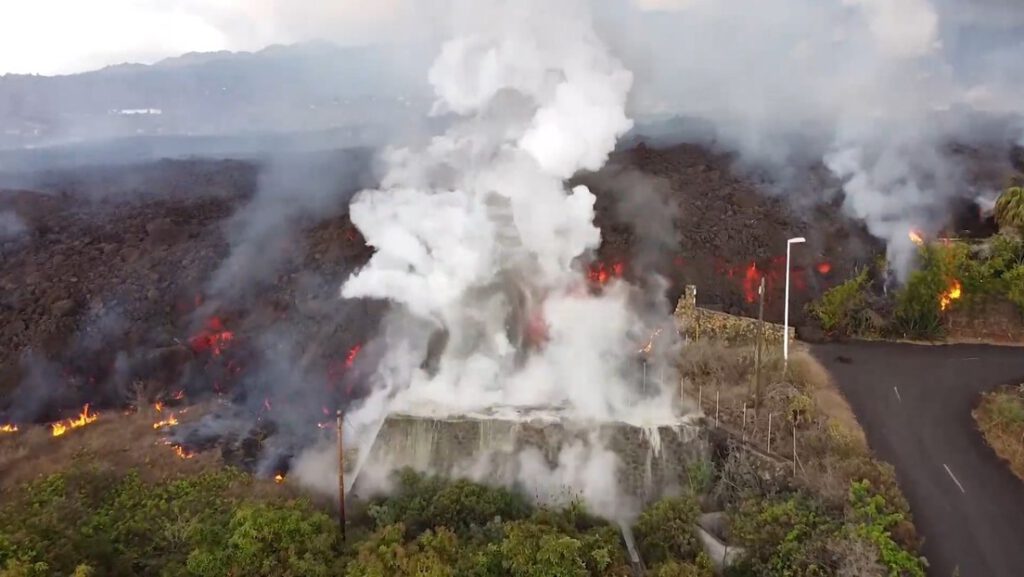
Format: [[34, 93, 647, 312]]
[[974, 385, 1024, 481], [679, 340, 866, 454], [0, 401, 229, 494]]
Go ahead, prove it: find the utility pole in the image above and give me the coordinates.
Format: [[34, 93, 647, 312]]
[[754, 276, 765, 412], [337, 409, 347, 542]]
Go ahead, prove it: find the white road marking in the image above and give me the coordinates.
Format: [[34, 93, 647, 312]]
[[943, 464, 966, 494], [893, 386, 902, 403]]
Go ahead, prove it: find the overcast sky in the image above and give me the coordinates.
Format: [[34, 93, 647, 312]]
[[0, 0, 417, 75]]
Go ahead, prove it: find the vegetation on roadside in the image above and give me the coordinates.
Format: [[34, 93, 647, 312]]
[[974, 385, 1024, 481], [679, 342, 923, 576], [995, 186, 1024, 235], [807, 230, 1024, 340]]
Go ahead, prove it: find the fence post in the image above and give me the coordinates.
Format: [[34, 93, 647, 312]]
[[767, 413, 773, 453]]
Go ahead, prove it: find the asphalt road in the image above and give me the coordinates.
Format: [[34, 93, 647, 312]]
[[813, 342, 1024, 577]]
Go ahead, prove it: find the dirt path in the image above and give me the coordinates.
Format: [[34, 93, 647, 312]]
[[813, 342, 1024, 577]]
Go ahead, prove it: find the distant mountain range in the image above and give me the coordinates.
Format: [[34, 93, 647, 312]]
[[0, 42, 435, 152]]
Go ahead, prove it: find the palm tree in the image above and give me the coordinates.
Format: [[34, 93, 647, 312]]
[[995, 185, 1024, 234]]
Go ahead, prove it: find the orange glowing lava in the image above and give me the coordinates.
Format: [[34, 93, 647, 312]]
[[274, 473, 285, 484], [0, 424, 18, 434], [587, 261, 624, 286], [189, 317, 235, 356], [345, 344, 362, 368], [940, 280, 963, 311], [909, 231, 925, 246], [817, 262, 832, 275], [743, 262, 761, 304], [154, 402, 164, 413], [51, 405, 99, 437]]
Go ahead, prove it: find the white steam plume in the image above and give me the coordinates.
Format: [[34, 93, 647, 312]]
[[320, 0, 687, 505]]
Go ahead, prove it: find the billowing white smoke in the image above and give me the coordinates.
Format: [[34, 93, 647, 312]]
[[341, 0, 678, 424], [297, 0, 686, 513]]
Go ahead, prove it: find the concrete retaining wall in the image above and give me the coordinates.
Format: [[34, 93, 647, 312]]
[[356, 411, 709, 507]]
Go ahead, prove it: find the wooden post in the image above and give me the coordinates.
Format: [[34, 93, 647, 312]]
[[767, 412, 773, 453], [337, 409, 346, 542], [742, 403, 747, 442], [715, 390, 720, 428], [754, 277, 766, 412], [792, 423, 797, 476]]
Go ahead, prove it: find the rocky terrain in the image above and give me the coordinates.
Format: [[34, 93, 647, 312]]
[[0, 142, 1010, 424]]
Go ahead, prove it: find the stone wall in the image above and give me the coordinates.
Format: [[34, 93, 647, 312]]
[[354, 411, 709, 508], [946, 298, 1024, 344], [674, 285, 794, 347]]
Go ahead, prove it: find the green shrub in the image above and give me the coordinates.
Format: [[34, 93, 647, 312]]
[[368, 469, 532, 537], [633, 496, 701, 565], [846, 481, 925, 577], [892, 246, 947, 339], [729, 492, 837, 577], [501, 521, 589, 577], [186, 502, 342, 577], [651, 553, 714, 577], [808, 268, 872, 335]]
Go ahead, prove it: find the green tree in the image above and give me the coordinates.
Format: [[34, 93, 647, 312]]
[[501, 521, 588, 577], [186, 502, 342, 577], [632, 496, 702, 565]]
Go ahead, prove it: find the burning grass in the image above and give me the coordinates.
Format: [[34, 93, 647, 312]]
[[973, 385, 1024, 481], [0, 401, 222, 491]]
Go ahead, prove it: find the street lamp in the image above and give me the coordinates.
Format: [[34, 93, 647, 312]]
[[784, 237, 806, 363]]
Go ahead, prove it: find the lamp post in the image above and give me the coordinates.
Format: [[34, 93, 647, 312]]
[[784, 237, 806, 364]]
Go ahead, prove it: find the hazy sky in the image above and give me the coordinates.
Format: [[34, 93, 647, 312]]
[[0, 0, 414, 75], [1, 0, 1021, 76]]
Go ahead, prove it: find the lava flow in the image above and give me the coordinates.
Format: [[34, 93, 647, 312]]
[[587, 261, 624, 286], [940, 279, 963, 311], [189, 316, 235, 356], [51, 404, 99, 437]]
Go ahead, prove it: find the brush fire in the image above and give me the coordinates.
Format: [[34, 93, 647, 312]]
[[0, 424, 18, 434], [50, 405, 99, 437], [940, 279, 963, 312]]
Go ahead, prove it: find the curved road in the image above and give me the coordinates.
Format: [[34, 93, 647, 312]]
[[813, 343, 1024, 577]]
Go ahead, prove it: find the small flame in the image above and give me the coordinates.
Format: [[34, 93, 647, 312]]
[[909, 231, 925, 246], [152, 413, 180, 430], [167, 443, 194, 460], [154, 402, 164, 413], [0, 424, 18, 434], [274, 473, 285, 484], [939, 279, 963, 311], [638, 328, 664, 355], [51, 405, 99, 437]]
